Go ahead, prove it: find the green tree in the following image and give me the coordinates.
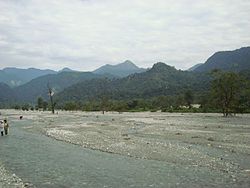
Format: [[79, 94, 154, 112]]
[[173, 95, 185, 110], [184, 90, 194, 109], [64, 101, 79, 111], [43, 101, 48, 111], [21, 104, 30, 111], [37, 97, 44, 109], [14, 105, 21, 110], [100, 95, 109, 114], [153, 96, 173, 111], [211, 71, 242, 116]]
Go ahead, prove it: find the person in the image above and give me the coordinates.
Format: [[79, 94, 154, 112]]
[[0, 120, 3, 136], [3, 119, 9, 135]]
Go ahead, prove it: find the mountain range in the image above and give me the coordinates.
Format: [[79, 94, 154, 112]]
[[0, 67, 77, 87], [0, 46, 249, 107], [0, 67, 57, 87], [0, 61, 145, 104], [0, 61, 144, 87], [56, 63, 210, 105]]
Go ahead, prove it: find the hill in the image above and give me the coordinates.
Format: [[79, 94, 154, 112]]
[[0, 70, 22, 87], [13, 71, 111, 103], [56, 62, 210, 104], [193, 47, 250, 72], [188, 64, 202, 71], [93, 60, 146, 77], [0, 67, 56, 87], [0, 83, 16, 107]]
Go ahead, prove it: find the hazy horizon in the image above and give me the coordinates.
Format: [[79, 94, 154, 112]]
[[0, 0, 250, 71]]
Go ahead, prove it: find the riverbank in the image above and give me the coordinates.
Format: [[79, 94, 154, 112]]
[[20, 110, 250, 185], [1, 110, 250, 187], [0, 162, 25, 188]]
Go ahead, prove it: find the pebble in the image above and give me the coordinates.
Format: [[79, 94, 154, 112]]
[[207, 137, 215, 141], [0, 164, 25, 187]]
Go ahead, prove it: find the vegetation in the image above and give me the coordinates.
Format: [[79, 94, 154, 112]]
[[11, 71, 110, 103], [0, 52, 250, 116], [1, 67, 249, 116], [194, 47, 250, 72], [184, 90, 194, 109], [53, 69, 250, 116], [210, 71, 240, 116]]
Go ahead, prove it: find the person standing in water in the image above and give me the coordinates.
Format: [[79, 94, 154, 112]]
[[3, 119, 9, 135], [0, 120, 4, 136]]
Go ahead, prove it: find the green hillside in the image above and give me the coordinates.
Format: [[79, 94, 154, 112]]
[[194, 47, 250, 72], [56, 63, 211, 104], [13, 71, 108, 103]]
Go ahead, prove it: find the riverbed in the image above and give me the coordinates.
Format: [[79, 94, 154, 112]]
[[0, 110, 250, 187]]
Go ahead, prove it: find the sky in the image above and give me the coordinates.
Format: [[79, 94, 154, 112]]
[[0, 0, 250, 71]]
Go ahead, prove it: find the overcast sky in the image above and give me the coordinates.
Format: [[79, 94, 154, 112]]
[[0, 0, 250, 71]]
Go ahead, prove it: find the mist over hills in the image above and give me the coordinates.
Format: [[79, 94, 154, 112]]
[[0, 67, 57, 87], [0, 67, 78, 87]]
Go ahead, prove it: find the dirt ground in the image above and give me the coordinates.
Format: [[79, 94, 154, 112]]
[[2, 110, 250, 186]]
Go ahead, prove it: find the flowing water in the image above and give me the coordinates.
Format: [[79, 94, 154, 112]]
[[0, 118, 243, 187]]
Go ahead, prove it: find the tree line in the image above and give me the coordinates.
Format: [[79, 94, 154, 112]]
[[10, 71, 250, 116]]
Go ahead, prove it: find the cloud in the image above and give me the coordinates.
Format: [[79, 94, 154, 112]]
[[0, 0, 250, 71]]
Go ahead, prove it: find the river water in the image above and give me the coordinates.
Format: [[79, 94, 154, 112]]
[[0, 119, 237, 187]]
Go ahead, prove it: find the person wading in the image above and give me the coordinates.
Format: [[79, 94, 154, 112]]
[[0, 120, 3, 136], [3, 119, 9, 135]]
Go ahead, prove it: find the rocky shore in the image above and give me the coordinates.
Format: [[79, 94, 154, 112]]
[[0, 162, 25, 188], [2, 110, 250, 187], [42, 111, 250, 185]]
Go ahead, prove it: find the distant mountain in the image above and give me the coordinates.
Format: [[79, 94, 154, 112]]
[[59, 67, 77, 73], [0, 70, 22, 87], [0, 61, 145, 87], [0, 67, 56, 87], [188, 64, 202, 71], [0, 83, 16, 107], [93, 60, 146, 77], [193, 47, 250, 72], [56, 62, 210, 103], [13, 71, 113, 103]]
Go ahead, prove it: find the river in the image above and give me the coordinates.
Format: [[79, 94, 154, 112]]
[[0, 116, 242, 187]]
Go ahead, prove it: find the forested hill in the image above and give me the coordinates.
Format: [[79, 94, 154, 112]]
[[193, 47, 250, 72], [13, 71, 111, 103], [55, 62, 211, 104]]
